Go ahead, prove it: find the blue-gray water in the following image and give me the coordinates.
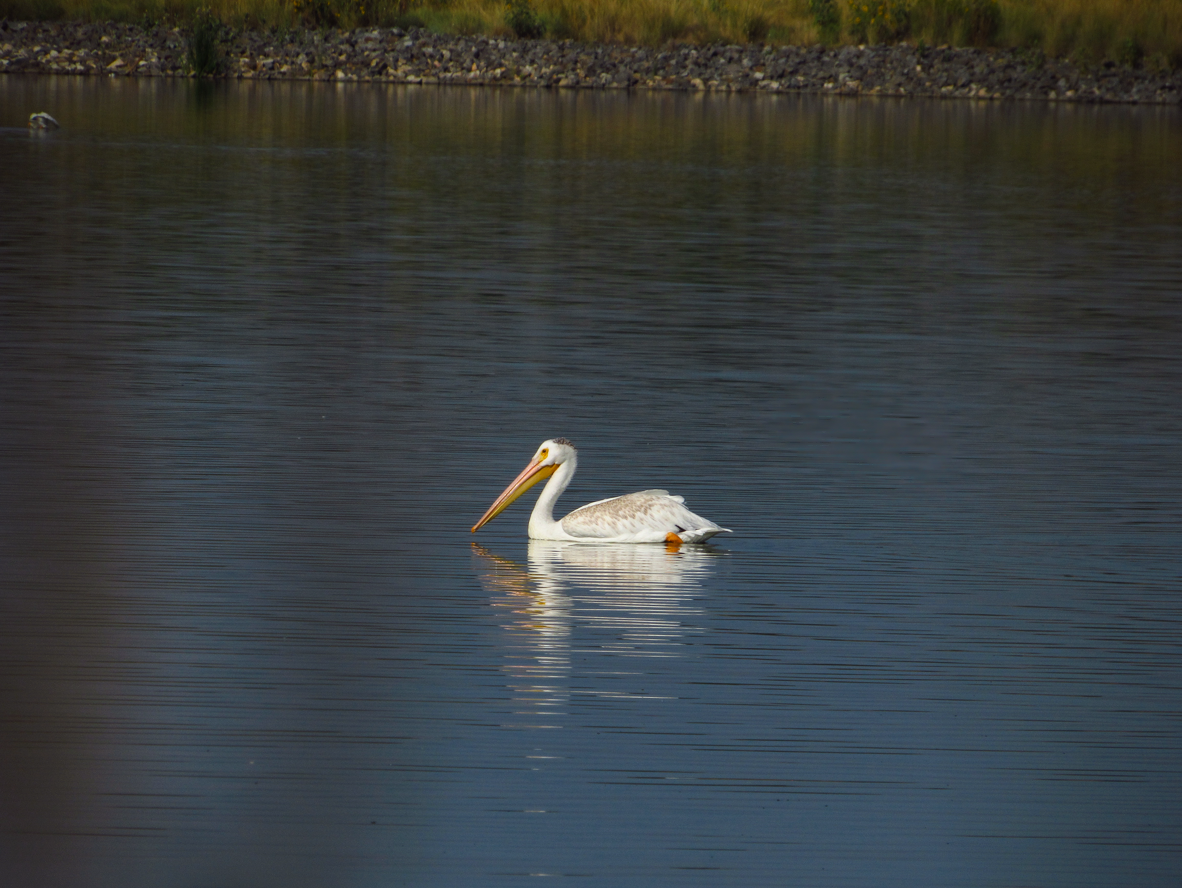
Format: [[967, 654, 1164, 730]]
[[2, 77, 1180, 887]]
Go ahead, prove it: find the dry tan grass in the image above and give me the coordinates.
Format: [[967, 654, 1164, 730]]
[[1001, 0, 1182, 69], [1, 0, 1178, 65]]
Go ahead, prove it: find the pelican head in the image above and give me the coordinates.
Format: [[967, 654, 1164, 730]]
[[472, 438, 576, 533]]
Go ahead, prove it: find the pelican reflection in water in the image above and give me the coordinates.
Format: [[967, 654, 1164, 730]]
[[472, 438, 730, 544], [472, 540, 722, 727]]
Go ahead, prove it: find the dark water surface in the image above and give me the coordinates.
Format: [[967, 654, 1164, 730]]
[[2, 77, 1180, 887]]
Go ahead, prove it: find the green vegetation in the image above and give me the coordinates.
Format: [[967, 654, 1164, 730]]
[[186, 5, 224, 74], [504, 0, 543, 38], [1, 0, 1179, 69], [807, 0, 840, 42], [846, 0, 910, 45]]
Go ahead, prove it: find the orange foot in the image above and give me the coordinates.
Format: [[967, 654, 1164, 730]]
[[664, 532, 683, 551]]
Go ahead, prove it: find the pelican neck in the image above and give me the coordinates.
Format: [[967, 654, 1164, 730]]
[[528, 456, 577, 539]]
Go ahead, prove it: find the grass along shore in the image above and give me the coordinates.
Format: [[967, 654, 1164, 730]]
[[0, 0, 1179, 72]]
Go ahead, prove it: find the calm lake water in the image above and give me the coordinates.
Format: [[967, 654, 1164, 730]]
[[2, 76, 1180, 887]]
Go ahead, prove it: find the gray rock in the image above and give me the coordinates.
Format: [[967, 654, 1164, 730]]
[[0, 20, 1177, 104]]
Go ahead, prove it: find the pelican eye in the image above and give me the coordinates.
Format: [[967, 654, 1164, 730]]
[[539, 448, 549, 460]]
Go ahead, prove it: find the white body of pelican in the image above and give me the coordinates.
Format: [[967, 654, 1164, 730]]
[[471, 438, 730, 544], [28, 112, 59, 130]]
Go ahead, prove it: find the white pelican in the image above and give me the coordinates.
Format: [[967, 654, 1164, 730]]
[[471, 438, 730, 544], [28, 112, 59, 130]]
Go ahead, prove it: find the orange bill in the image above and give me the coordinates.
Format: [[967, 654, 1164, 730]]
[[471, 457, 558, 532]]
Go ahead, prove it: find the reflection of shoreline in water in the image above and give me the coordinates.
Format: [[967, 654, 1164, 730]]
[[471, 541, 722, 728]]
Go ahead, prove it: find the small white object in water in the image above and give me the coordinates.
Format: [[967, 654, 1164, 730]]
[[29, 112, 59, 130]]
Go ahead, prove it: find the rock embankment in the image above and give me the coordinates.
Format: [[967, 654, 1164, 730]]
[[2, 19, 1179, 104]]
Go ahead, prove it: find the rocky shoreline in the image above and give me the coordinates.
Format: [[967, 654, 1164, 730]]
[[3, 19, 1180, 105]]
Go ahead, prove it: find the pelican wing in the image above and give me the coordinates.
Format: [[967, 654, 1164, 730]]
[[560, 490, 729, 543]]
